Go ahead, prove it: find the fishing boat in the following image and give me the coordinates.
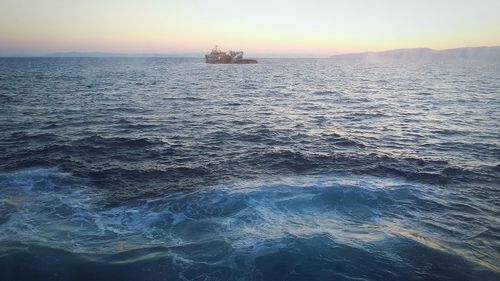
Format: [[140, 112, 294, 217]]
[[205, 46, 257, 64]]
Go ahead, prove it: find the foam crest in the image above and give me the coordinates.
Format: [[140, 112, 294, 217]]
[[0, 168, 498, 276]]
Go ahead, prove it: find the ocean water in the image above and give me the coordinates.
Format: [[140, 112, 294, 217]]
[[0, 57, 499, 281]]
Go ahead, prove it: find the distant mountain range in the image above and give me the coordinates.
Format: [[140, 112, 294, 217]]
[[2, 47, 499, 59], [331, 46, 500, 61]]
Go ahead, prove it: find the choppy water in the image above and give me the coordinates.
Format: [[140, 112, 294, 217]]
[[0, 58, 499, 281]]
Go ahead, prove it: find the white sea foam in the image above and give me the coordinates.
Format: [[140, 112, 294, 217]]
[[0, 167, 498, 273]]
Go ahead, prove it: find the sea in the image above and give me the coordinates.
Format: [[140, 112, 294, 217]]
[[0, 57, 499, 281]]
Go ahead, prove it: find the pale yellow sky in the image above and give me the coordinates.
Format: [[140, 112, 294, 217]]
[[1, 0, 499, 56]]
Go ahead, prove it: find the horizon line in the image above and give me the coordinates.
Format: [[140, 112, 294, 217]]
[[1, 45, 499, 58]]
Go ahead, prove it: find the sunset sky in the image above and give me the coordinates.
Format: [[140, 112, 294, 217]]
[[1, 0, 499, 57]]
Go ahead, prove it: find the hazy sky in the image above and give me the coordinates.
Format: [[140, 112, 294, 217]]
[[1, 0, 499, 56]]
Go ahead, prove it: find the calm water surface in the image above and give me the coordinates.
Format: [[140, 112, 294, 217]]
[[0, 58, 499, 280]]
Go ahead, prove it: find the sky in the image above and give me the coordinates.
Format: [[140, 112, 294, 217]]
[[1, 0, 499, 57]]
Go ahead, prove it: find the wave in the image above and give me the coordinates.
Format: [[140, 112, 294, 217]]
[[2, 143, 493, 193], [0, 167, 498, 280], [237, 149, 488, 184], [74, 135, 166, 148], [2, 234, 498, 281]]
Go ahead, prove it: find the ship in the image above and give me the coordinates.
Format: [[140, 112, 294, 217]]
[[205, 46, 258, 64]]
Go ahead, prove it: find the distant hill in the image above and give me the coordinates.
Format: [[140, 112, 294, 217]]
[[331, 46, 500, 61]]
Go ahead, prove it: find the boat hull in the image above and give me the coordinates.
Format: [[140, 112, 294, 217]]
[[206, 59, 258, 64]]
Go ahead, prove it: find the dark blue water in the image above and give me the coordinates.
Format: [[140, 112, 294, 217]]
[[0, 58, 499, 281]]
